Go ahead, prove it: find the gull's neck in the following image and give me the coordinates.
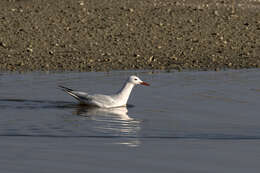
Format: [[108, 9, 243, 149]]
[[116, 81, 135, 105]]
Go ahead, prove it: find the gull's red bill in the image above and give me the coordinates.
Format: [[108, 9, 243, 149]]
[[140, 82, 150, 86]]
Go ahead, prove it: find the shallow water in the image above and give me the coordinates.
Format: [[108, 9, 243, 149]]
[[1, 70, 260, 173]]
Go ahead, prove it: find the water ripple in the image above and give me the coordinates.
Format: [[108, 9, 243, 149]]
[[1, 134, 260, 140]]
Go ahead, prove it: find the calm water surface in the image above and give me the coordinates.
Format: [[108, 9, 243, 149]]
[[1, 70, 260, 173]]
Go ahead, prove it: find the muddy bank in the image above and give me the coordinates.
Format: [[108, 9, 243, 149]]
[[0, 0, 259, 71]]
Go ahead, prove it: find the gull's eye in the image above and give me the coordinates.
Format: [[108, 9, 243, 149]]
[[134, 78, 137, 81]]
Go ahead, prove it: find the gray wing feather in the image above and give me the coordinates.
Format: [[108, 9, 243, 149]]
[[87, 94, 116, 107], [59, 85, 115, 107], [59, 85, 90, 103]]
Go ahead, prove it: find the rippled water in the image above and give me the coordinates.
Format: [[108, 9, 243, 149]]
[[1, 70, 260, 172]]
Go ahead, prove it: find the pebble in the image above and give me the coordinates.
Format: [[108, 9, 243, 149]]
[[0, 0, 258, 72]]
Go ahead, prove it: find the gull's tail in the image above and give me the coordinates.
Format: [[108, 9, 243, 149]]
[[58, 85, 74, 92], [58, 85, 89, 104], [58, 85, 82, 102]]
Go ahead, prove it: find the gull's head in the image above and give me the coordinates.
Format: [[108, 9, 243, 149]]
[[128, 75, 150, 86]]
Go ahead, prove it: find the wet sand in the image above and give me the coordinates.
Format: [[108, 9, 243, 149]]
[[0, 0, 259, 71]]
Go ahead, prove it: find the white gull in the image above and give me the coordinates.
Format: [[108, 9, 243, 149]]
[[59, 75, 149, 108]]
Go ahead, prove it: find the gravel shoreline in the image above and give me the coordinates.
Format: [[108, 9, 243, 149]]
[[0, 0, 259, 72]]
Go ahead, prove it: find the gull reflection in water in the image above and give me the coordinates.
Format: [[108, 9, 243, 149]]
[[76, 106, 132, 121], [75, 106, 141, 147]]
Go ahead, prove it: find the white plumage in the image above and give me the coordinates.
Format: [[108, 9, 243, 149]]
[[59, 75, 149, 108]]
